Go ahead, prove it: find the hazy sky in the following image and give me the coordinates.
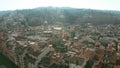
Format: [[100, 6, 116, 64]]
[[0, 0, 120, 11]]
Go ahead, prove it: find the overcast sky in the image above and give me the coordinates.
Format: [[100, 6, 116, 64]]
[[0, 0, 120, 11]]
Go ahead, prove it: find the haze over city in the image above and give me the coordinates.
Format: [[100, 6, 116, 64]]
[[0, 0, 120, 11], [0, 0, 120, 68]]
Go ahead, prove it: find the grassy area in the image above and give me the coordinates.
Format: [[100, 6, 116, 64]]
[[0, 53, 19, 68]]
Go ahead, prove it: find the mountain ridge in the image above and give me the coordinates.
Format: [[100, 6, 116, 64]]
[[0, 7, 120, 28]]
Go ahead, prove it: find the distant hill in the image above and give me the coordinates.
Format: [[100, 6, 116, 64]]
[[0, 7, 120, 27], [0, 11, 12, 17]]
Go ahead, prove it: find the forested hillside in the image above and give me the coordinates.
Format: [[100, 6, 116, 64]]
[[0, 7, 120, 28]]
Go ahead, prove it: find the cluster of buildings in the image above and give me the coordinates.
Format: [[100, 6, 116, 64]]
[[0, 23, 120, 68]]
